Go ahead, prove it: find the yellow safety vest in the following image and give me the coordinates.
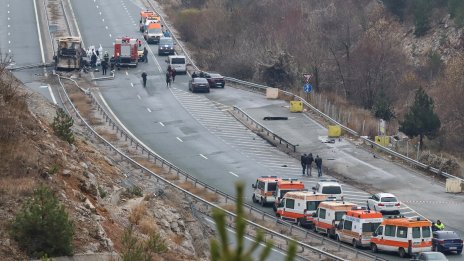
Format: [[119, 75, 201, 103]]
[[435, 223, 445, 230]]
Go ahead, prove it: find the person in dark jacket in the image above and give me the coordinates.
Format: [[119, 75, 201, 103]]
[[141, 72, 147, 87], [143, 47, 148, 63], [300, 153, 307, 175], [101, 60, 108, 75], [171, 68, 176, 82], [166, 71, 172, 87], [305, 153, 314, 176], [90, 52, 97, 68], [315, 155, 323, 177]]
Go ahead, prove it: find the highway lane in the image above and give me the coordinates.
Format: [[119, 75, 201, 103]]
[[0, 0, 57, 105]]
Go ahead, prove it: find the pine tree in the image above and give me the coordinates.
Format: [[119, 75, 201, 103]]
[[399, 88, 440, 150], [372, 90, 395, 121], [210, 182, 296, 261], [52, 108, 75, 144], [10, 186, 75, 258]]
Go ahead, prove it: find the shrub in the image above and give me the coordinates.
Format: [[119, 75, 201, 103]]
[[52, 108, 75, 144], [10, 186, 75, 258], [121, 225, 167, 261]]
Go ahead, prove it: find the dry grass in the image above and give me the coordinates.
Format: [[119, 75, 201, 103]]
[[129, 202, 148, 225], [95, 128, 119, 142], [0, 177, 38, 197], [178, 181, 219, 202], [138, 215, 158, 235], [69, 92, 92, 120], [170, 234, 184, 245]]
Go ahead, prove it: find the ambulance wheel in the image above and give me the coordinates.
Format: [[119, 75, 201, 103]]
[[252, 194, 257, 203], [371, 243, 378, 253], [398, 247, 407, 258], [352, 239, 358, 249], [296, 219, 302, 227]]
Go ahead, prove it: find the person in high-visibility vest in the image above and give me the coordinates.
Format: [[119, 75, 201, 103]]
[[435, 220, 445, 230]]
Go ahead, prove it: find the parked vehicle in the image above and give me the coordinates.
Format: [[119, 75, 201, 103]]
[[158, 37, 175, 55], [432, 231, 463, 254], [335, 208, 383, 248], [370, 217, 432, 258], [203, 72, 225, 88], [252, 176, 281, 207], [367, 192, 401, 215], [275, 191, 327, 228], [54, 36, 83, 70], [144, 23, 163, 44], [273, 178, 305, 209], [313, 201, 357, 238], [410, 252, 448, 261], [188, 78, 210, 93], [139, 10, 160, 32], [166, 55, 186, 74], [114, 37, 139, 68], [312, 179, 343, 201]]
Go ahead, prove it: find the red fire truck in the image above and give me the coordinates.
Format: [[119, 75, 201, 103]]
[[113, 37, 139, 68]]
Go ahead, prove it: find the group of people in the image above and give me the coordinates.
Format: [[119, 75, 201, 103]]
[[300, 153, 323, 177], [140, 65, 176, 88]]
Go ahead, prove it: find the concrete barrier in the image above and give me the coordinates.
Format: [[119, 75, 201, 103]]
[[445, 178, 462, 193], [266, 87, 279, 99]]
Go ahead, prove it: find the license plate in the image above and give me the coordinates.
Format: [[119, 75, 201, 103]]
[[386, 205, 393, 207], [449, 247, 457, 250]]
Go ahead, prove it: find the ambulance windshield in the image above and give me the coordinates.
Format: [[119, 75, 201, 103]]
[[322, 186, 341, 194], [267, 183, 277, 192], [335, 211, 345, 221], [362, 222, 381, 232]]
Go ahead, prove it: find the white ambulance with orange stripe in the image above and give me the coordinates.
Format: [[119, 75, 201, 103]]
[[335, 208, 383, 248], [370, 217, 432, 258], [312, 201, 357, 237], [275, 191, 328, 227], [252, 176, 281, 206], [272, 178, 305, 211]]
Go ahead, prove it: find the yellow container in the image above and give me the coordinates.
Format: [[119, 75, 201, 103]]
[[328, 125, 341, 138], [290, 101, 303, 112], [375, 136, 390, 146]]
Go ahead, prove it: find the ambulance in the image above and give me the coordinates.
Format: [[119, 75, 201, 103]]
[[313, 201, 357, 238], [252, 176, 281, 206], [139, 11, 160, 32], [335, 208, 383, 248], [272, 178, 305, 210], [370, 217, 432, 258], [275, 191, 328, 228]]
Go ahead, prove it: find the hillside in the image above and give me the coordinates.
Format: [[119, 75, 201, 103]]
[[160, 0, 464, 176], [0, 67, 211, 260]]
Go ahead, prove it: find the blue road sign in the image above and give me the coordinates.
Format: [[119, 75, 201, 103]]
[[304, 83, 312, 93]]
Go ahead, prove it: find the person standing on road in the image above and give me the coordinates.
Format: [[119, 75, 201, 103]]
[[306, 153, 314, 176], [165, 71, 172, 87], [171, 68, 176, 82], [315, 155, 323, 177], [143, 47, 148, 63], [300, 153, 307, 175], [141, 72, 147, 88], [435, 220, 445, 230], [101, 60, 108, 75]]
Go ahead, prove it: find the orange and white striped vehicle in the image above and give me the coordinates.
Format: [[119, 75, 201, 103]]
[[252, 176, 281, 206], [275, 191, 327, 228], [139, 11, 161, 32], [273, 178, 305, 207], [370, 217, 432, 258], [313, 201, 357, 237], [335, 208, 383, 248]]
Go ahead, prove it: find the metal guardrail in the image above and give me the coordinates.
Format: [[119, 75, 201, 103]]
[[224, 77, 464, 183], [6, 62, 53, 71], [232, 106, 297, 153], [55, 75, 377, 261]]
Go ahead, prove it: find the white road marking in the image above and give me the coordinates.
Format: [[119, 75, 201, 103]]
[[109, 33, 112, 38], [46, 84, 57, 104], [125, 71, 128, 76], [8, 49, 11, 53], [147, 108, 151, 112], [105, 26, 108, 30], [96, 5, 99, 8], [159, 122, 165, 127], [99, 11, 102, 15], [176, 137, 183, 142], [8, 17, 10, 20], [8, 32, 10, 36], [33, 0, 45, 63], [8, 24, 10, 28], [228, 171, 239, 177], [130, 83, 134, 87], [199, 154, 208, 160], [102, 18, 104, 22], [8, 41, 10, 44], [137, 95, 141, 100]]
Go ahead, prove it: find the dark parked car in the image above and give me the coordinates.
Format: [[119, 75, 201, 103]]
[[203, 72, 225, 88], [189, 78, 210, 93], [432, 231, 463, 254], [158, 37, 175, 56]]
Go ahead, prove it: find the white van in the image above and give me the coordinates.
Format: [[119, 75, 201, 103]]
[[312, 179, 344, 201], [167, 55, 186, 74]]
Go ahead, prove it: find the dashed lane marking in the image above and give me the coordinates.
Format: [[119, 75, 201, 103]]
[[176, 137, 183, 142], [146, 108, 151, 112], [229, 172, 239, 177], [199, 154, 208, 160], [159, 122, 165, 127]]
